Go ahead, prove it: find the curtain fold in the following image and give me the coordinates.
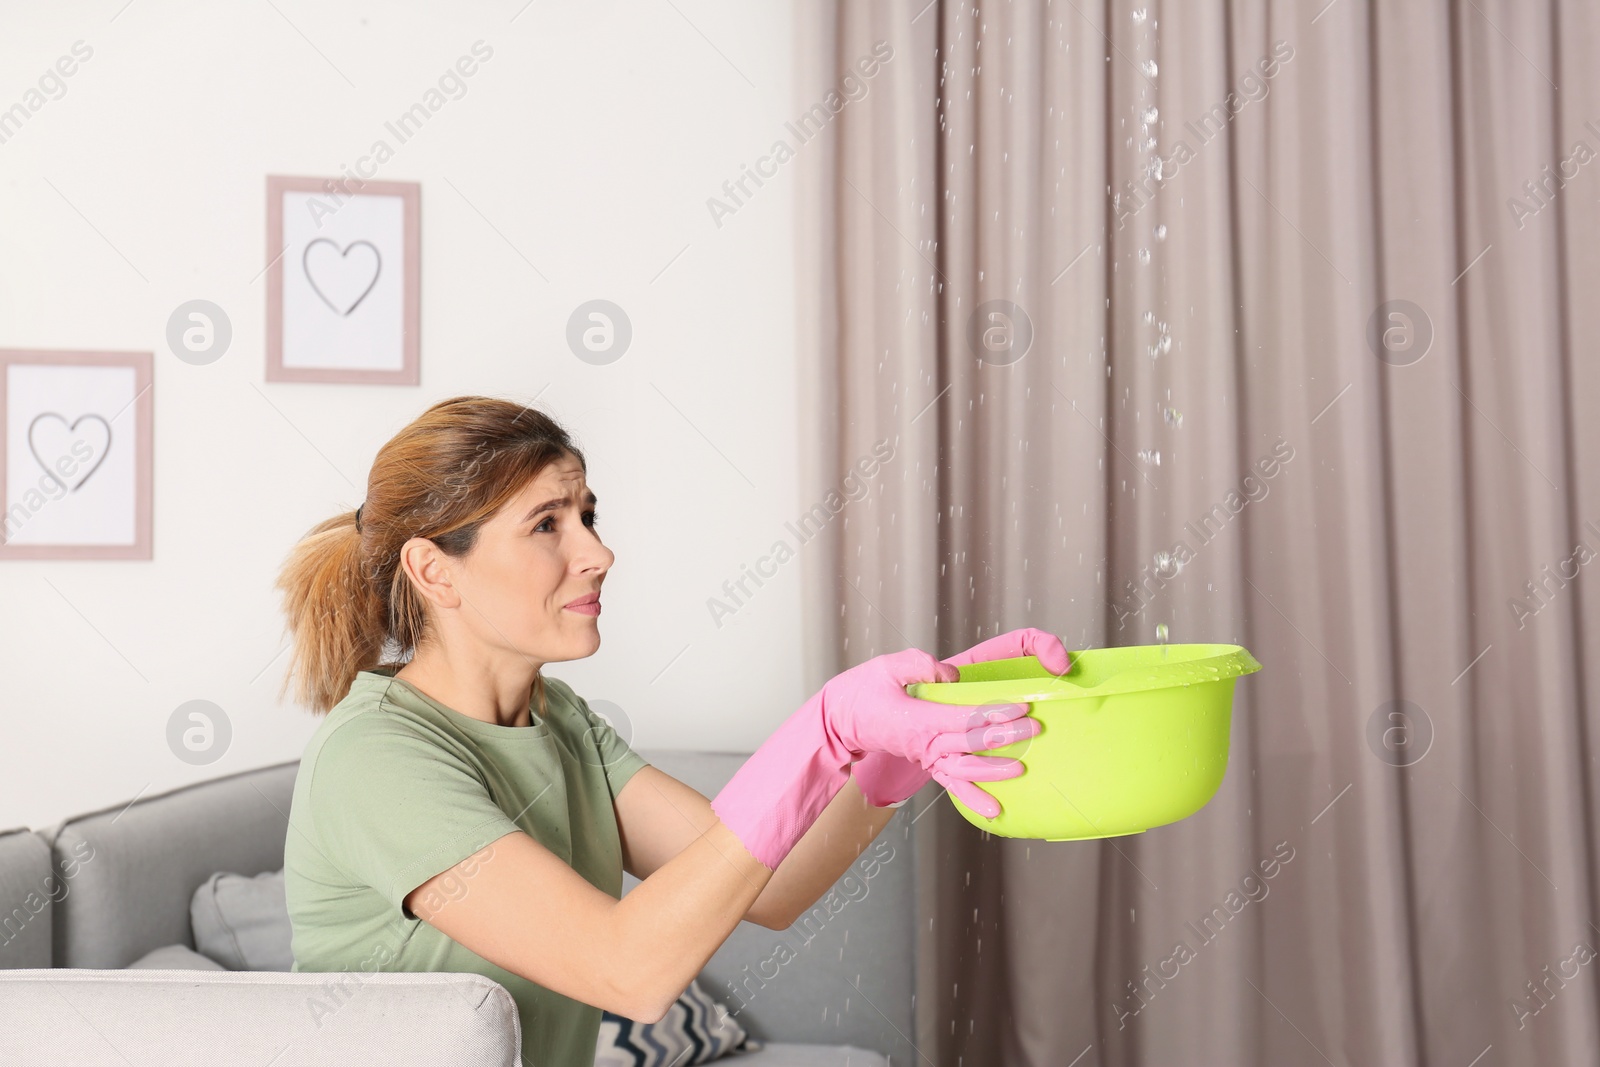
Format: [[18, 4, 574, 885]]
[[795, 1, 1600, 1064]]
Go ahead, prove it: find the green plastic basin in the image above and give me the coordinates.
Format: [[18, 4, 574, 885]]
[[904, 643, 1262, 840]]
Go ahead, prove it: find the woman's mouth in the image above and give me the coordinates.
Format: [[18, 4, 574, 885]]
[[564, 592, 601, 616]]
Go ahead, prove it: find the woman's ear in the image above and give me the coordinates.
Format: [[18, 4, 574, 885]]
[[398, 536, 461, 609]]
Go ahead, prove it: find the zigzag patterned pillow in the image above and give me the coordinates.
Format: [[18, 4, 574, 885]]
[[595, 977, 763, 1065]]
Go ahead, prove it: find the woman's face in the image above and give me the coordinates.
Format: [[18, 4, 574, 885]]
[[444, 454, 612, 666]]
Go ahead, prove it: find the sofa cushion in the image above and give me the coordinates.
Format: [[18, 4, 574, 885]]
[[0, 828, 55, 970], [0, 967, 521, 1065], [191, 867, 292, 971], [46, 759, 299, 969], [127, 943, 225, 970], [596, 976, 759, 1064]]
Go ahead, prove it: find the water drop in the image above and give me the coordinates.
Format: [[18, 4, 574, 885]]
[[1142, 310, 1155, 324], [1137, 247, 1151, 265], [1131, 7, 1147, 23], [1154, 223, 1168, 240], [1138, 449, 1162, 468], [1162, 406, 1184, 428], [1156, 622, 1169, 644], [1141, 106, 1158, 124], [1141, 59, 1158, 78]]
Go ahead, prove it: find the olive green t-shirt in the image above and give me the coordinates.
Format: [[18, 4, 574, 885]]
[[285, 666, 650, 1067]]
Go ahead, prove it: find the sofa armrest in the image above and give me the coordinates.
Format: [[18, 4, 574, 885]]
[[0, 968, 520, 1066]]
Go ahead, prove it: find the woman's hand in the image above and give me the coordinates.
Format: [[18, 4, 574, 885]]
[[817, 647, 1040, 770], [711, 644, 1037, 869], [851, 628, 1072, 817], [853, 749, 1027, 817], [713, 643, 1036, 870], [942, 627, 1072, 678]]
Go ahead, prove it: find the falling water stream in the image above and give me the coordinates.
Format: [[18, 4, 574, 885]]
[[1131, 8, 1181, 651]]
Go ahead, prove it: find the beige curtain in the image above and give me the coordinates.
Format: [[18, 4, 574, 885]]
[[793, 1, 1600, 1064]]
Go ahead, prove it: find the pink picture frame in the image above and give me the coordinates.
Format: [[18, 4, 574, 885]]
[[0, 349, 154, 561], [265, 174, 421, 385]]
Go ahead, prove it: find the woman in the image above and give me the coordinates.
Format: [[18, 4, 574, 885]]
[[275, 395, 1068, 1065]]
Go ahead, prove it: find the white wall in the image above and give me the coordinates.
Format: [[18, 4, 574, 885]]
[[0, 0, 806, 830]]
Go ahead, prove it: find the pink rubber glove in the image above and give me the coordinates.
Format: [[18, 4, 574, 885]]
[[852, 628, 1073, 817], [710, 647, 1040, 869]]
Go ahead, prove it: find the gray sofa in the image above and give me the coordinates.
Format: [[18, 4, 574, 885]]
[[0, 750, 919, 1066]]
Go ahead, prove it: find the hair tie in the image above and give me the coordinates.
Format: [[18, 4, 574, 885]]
[[354, 503, 364, 533]]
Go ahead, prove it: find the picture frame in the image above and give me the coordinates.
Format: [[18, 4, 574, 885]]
[[0, 348, 154, 560], [265, 174, 421, 385]]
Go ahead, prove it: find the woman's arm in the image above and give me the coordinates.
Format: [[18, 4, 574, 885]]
[[742, 771, 901, 927], [614, 764, 900, 929], [401, 766, 896, 1022], [405, 813, 772, 1024]]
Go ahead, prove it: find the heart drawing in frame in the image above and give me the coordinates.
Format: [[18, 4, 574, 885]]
[[27, 412, 112, 493], [302, 238, 382, 316]]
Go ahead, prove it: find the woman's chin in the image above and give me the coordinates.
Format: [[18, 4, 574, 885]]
[[565, 624, 602, 653]]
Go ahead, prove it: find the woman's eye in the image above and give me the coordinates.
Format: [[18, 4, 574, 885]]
[[535, 511, 599, 533]]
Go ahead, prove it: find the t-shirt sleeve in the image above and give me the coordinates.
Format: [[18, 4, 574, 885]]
[[307, 715, 522, 921], [550, 678, 650, 803]]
